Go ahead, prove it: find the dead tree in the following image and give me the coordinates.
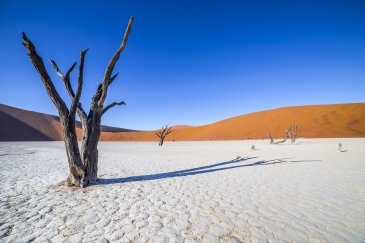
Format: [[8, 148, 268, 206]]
[[267, 129, 286, 144], [267, 130, 274, 144], [289, 123, 298, 143], [268, 123, 298, 144], [22, 17, 134, 187], [155, 125, 173, 146], [276, 129, 290, 144]]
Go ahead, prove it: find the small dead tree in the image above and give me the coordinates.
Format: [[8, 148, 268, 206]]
[[267, 130, 274, 144], [155, 125, 173, 146], [22, 17, 134, 187], [268, 123, 299, 144], [289, 123, 298, 143], [267, 129, 287, 144]]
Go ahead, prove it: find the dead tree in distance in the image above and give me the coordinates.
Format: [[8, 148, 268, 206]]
[[268, 123, 298, 144], [289, 123, 298, 143], [155, 125, 173, 146], [22, 17, 134, 188], [267, 130, 274, 144]]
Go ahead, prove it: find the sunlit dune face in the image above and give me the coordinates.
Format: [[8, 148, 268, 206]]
[[100, 103, 365, 141]]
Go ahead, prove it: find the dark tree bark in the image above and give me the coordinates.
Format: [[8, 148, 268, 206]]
[[22, 17, 134, 187], [155, 125, 173, 146]]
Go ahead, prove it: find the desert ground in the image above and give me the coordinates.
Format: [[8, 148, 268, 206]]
[[1, 138, 365, 242]]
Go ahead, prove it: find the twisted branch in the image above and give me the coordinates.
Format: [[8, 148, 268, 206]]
[[102, 101, 126, 116], [22, 32, 68, 115]]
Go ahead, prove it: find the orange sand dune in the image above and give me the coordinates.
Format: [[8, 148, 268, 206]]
[[1, 103, 364, 141], [101, 103, 365, 141]]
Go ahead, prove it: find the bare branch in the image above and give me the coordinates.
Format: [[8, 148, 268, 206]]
[[110, 72, 119, 85], [98, 17, 134, 108], [66, 62, 77, 77], [49, 59, 63, 78], [49, 59, 77, 97], [50, 59, 77, 79], [91, 83, 103, 110], [22, 32, 68, 115], [49, 59, 87, 122], [70, 49, 88, 116], [165, 127, 173, 135], [90, 73, 119, 109], [101, 101, 126, 116]]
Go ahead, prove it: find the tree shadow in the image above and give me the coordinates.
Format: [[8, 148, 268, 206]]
[[339, 150, 348, 152], [97, 156, 321, 185]]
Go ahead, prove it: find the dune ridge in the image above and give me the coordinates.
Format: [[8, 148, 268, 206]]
[[1, 103, 365, 141]]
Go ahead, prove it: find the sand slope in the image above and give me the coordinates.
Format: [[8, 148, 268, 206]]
[[101, 103, 365, 141], [0, 104, 134, 141], [167, 103, 365, 140], [1, 103, 365, 141]]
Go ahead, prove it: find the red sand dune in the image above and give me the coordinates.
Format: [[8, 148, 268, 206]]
[[101, 103, 365, 141], [1, 103, 365, 141]]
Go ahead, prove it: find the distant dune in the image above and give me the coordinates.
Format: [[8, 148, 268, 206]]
[[1, 103, 364, 141], [164, 103, 365, 141], [0, 104, 135, 141]]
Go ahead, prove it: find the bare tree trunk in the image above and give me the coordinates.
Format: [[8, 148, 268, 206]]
[[61, 117, 84, 187], [81, 108, 102, 185]]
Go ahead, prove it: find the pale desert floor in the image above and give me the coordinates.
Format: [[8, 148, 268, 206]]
[[0, 138, 365, 242]]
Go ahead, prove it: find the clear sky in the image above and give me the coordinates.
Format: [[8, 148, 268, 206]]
[[1, 0, 364, 130]]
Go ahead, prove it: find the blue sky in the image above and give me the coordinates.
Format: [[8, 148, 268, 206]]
[[1, 0, 364, 130]]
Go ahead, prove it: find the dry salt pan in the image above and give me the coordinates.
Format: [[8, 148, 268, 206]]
[[1, 138, 365, 242]]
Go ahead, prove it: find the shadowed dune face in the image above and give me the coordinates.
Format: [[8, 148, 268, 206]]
[[1, 103, 365, 141], [0, 104, 134, 141], [0, 105, 63, 141], [0, 110, 53, 141]]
